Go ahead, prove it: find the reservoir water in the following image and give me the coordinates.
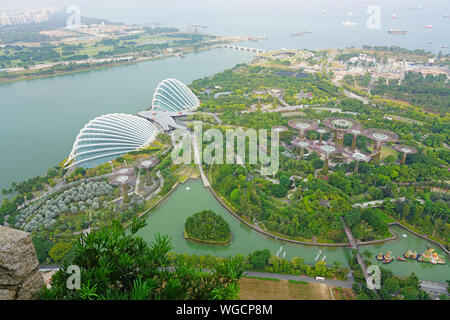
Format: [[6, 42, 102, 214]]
[[138, 179, 450, 283]]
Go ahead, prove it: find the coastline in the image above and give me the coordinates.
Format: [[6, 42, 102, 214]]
[[0, 42, 231, 86], [183, 230, 231, 245]]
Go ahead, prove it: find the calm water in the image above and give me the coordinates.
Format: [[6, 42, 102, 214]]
[[78, 0, 450, 53], [0, 49, 253, 194], [138, 180, 450, 282]]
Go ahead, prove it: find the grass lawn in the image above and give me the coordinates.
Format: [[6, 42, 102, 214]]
[[238, 278, 334, 300], [380, 146, 399, 160], [332, 287, 356, 300], [372, 210, 395, 223]]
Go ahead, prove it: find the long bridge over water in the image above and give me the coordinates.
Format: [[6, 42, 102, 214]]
[[222, 44, 267, 54], [341, 218, 375, 291]]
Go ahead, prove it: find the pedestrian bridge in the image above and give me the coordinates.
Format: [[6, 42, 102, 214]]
[[222, 45, 266, 54]]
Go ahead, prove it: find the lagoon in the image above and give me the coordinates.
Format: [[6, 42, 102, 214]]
[[137, 179, 450, 283]]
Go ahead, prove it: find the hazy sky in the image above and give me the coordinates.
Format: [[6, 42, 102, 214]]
[[1, 0, 437, 14], [1, 0, 446, 34]]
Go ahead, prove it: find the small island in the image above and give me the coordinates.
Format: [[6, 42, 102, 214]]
[[184, 210, 231, 244]]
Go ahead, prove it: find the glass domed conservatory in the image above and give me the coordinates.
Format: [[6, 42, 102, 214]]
[[152, 78, 199, 112], [65, 113, 159, 169], [66, 78, 199, 169]]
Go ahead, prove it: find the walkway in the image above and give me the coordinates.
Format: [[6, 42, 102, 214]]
[[341, 218, 372, 289], [37, 265, 353, 290], [191, 132, 210, 187], [200, 112, 223, 125], [352, 197, 424, 209], [145, 170, 164, 201]]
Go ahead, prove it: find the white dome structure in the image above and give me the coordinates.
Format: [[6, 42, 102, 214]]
[[152, 78, 200, 112], [65, 113, 158, 169]]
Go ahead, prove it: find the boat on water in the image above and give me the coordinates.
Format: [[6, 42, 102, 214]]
[[443, 44, 449, 49], [422, 25, 433, 29], [404, 249, 418, 260], [291, 30, 312, 36], [342, 20, 358, 26], [388, 29, 407, 35], [444, 13, 449, 18], [396, 256, 406, 261], [384, 251, 393, 263], [418, 248, 445, 265], [377, 251, 394, 263], [402, 5, 424, 10], [392, 13, 397, 19]]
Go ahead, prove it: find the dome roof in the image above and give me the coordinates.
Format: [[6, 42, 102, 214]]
[[152, 78, 199, 112], [66, 113, 158, 169]]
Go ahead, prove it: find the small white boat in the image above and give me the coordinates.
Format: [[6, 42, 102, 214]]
[[342, 20, 358, 26]]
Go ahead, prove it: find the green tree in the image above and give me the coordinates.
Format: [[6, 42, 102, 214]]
[[40, 219, 244, 300], [249, 249, 271, 270], [48, 242, 72, 263]]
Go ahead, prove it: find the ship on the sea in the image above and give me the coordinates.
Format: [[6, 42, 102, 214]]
[[342, 20, 358, 26], [291, 30, 312, 37], [422, 25, 433, 29], [388, 29, 407, 35]]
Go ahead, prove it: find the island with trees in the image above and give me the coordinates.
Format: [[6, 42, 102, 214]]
[[184, 210, 231, 244]]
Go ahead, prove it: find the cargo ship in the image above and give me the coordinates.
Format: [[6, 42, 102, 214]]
[[422, 25, 433, 29], [388, 29, 407, 35], [291, 30, 312, 36]]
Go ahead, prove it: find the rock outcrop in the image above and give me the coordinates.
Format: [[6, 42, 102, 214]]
[[0, 226, 45, 300]]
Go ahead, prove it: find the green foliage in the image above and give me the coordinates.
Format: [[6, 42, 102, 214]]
[[185, 210, 231, 242], [48, 242, 72, 263], [32, 237, 54, 264], [40, 219, 244, 300], [249, 249, 271, 269]]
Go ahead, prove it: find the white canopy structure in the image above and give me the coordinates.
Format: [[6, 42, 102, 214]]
[[152, 78, 200, 112], [66, 79, 199, 169], [65, 113, 159, 169]]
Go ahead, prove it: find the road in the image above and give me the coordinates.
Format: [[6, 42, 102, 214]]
[[38, 265, 354, 289], [244, 271, 354, 289]]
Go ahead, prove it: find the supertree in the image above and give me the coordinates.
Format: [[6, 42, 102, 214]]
[[352, 152, 371, 174], [323, 117, 361, 147], [291, 138, 310, 159], [310, 143, 343, 175], [288, 119, 318, 138], [361, 129, 399, 164], [394, 145, 418, 165]]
